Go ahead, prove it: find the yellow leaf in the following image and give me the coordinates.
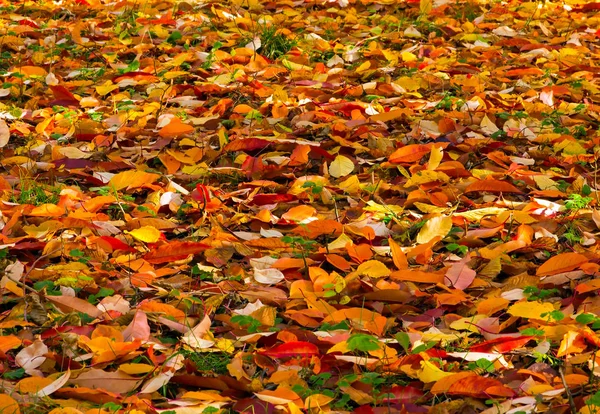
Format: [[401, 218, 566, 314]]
[[557, 331, 586, 357], [327, 341, 350, 354], [427, 146, 443, 170], [95, 81, 119, 96], [127, 226, 162, 243], [454, 207, 507, 221], [355, 61, 371, 73], [507, 301, 555, 320], [119, 363, 155, 375], [401, 51, 418, 62], [356, 260, 391, 278], [215, 337, 236, 353], [338, 175, 361, 194], [420, 0, 433, 14], [329, 155, 354, 178], [416, 216, 452, 244], [405, 170, 449, 187], [16, 376, 54, 394], [417, 360, 453, 383], [305, 394, 335, 409]]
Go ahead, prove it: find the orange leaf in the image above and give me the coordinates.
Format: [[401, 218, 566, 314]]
[[464, 179, 523, 194], [389, 144, 430, 164], [322, 308, 388, 336], [143, 241, 209, 263], [282, 205, 317, 222], [504, 67, 544, 77], [536, 252, 588, 276], [0, 335, 21, 353], [390, 269, 444, 284], [0, 395, 19, 414], [292, 220, 343, 239], [476, 297, 509, 315], [346, 243, 373, 263], [431, 372, 475, 394], [27, 204, 64, 217], [139, 300, 185, 319], [389, 237, 408, 270], [109, 170, 160, 191], [326, 254, 352, 271], [158, 118, 194, 138], [447, 374, 511, 398]]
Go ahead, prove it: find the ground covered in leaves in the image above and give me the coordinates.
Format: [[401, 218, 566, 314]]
[[5, 0, 600, 413]]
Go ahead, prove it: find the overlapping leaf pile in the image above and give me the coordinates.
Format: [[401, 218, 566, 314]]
[[3, 0, 600, 412]]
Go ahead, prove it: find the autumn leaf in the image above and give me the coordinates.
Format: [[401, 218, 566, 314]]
[[1, 0, 600, 410], [0, 119, 9, 148], [329, 155, 354, 178], [507, 301, 555, 320], [416, 215, 452, 244], [536, 252, 588, 276], [0, 395, 19, 414], [126, 226, 162, 243]]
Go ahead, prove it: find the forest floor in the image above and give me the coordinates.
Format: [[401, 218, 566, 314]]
[[2, 0, 600, 413]]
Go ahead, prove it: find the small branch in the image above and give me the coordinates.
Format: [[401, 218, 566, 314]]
[[558, 364, 577, 414]]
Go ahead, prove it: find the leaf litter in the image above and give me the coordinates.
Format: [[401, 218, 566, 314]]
[[1, 0, 600, 413]]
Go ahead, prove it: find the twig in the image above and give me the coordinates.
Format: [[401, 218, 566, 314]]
[[559, 364, 577, 414]]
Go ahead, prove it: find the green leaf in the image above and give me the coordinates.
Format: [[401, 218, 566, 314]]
[[347, 334, 380, 352], [411, 341, 437, 354], [395, 332, 411, 352], [520, 328, 545, 336], [576, 313, 597, 325]]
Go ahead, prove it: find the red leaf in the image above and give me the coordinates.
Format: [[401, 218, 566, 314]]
[[469, 336, 534, 353], [224, 138, 272, 152], [250, 194, 297, 206], [259, 341, 319, 358], [381, 385, 424, 403], [99, 236, 134, 252], [49, 85, 79, 107]]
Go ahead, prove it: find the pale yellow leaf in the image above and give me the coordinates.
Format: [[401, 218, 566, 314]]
[[329, 155, 354, 178], [533, 175, 559, 191], [416, 216, 452, 244], [0, 119, 9, 148]]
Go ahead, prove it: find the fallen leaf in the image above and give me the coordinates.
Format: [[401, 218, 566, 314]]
[[416, 215, 452, 244]]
